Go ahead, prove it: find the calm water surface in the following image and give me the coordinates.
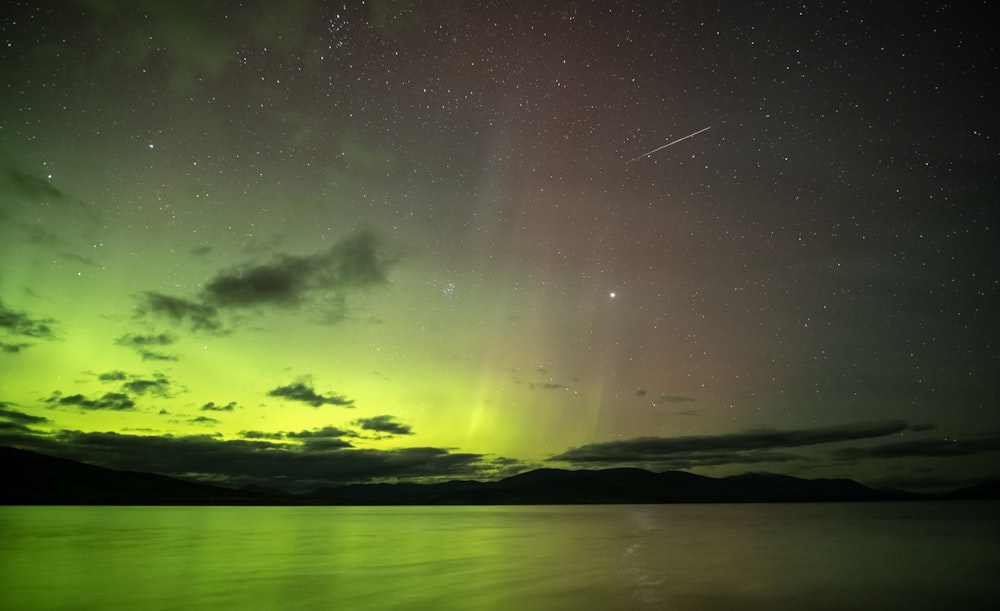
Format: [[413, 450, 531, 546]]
[[2, 502, 998, 610]]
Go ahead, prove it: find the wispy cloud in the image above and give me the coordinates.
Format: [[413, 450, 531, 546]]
[[652, 395, 696, 405], [549, 420, 925, 469], [0, 154, 98, 223], [832, 434, 1000, 460], [1, 155, 85, 210], [137, 293, 221, 332], [0, 404, 50, 428], [529, 382, 566, 390], [45, 392, 136, 412], [114, 333, 179, 361], [0, 296, 58, 353], [134, 230, 395, 332]]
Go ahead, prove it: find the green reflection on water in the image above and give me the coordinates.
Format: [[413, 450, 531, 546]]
[[0, 506, 618, 611], [2, 503, 999, 611]]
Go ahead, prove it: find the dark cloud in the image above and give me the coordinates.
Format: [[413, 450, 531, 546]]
[[0, 297, 58, 352], [137, 292, 221, 332], [653, 395, 696, 405], [1, 155, 76, 207], [97, 370, 173, 397], [285, 426, 356, 451], [188, 416, 220, 426], [0, 404, 50, 426], [354, 415, 414, 436], [133, 231, 394, 332], [201, 401, 237, 412], [832, 434, 1000, 460], [286, 425, 357, 440], [549, 420, 921, 467], [267, 381, 353, 408], [529, 382, 566, 390], [239, 426, 359, 448], [139, 351, 178, 362], [0, 428, 498, 490], [0, 154, 98, 224], [202, 229, 391, 308], [0, 340, 32, 354], [46, 392, 136, 411], [122, 373, 172, 397], [240, 430, 285, 440], [59, 252, 96, 266], [635, 388, 647, 397], [115, 333, 179, 361]]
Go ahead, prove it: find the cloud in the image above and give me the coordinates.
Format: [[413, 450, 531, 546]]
[[96, 370, 173, 397], [354, 415, 414, 436], [45, 392, 136, 411], [285, 426, 356, 450], [1, 154, 80, 209], [98, 370, 129, 382], [134, 230, 394, 332], [138, 292, 221, 332], [267, 381, 354, 408], [202, 229, 391, 308], [237, 426, 360, 449], [188, 416, 220, 426], [549, 420, 921, 467], [0, 341, 32, 354], [529, 382, 566, 390], [240, 430, 285, 440], [0, 297, 58, 353], [832, 434, 1000, 460], [653, 395, 696, 405], [122, 373, 172, 397], [115, 333, 179, 361], [285, 425, 357, 440], [0, 428, 499, 490], [0, 404, 50, 427], [201, 401, 237, 412], [0, 154, 98, 223]]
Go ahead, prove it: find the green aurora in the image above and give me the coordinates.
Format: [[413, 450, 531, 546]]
[[2, 1, 998, 493]]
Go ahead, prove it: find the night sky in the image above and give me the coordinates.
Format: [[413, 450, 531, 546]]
[[2, 0, 998, 493]]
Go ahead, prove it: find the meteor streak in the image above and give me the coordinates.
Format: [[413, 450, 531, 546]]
[[626, 125, 714, 164]]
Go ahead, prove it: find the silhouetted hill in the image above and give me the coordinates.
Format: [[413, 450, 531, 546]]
[[0, 446, 316, 505], [311, 466, 919, 504], [5, 446, 994, 505], [943, 478, 1000, 500]]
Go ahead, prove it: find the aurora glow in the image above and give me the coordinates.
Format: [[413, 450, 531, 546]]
[[1, 1, 998, 493]]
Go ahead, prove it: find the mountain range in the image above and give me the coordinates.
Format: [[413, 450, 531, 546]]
[[3, 446, 997, 505]]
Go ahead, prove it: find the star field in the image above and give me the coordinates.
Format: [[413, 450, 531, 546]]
[[1, 0, 998, 492]]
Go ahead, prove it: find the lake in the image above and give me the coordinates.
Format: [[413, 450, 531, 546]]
[[1, 502, 998, 610]]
